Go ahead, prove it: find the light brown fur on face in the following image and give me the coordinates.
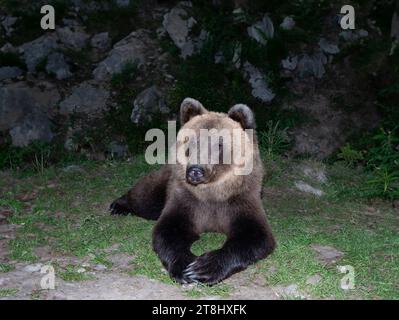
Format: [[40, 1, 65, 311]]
[[174, 111, 262, 202]]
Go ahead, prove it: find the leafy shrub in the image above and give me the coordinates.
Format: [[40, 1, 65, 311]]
[[258, 120, 291, 159], [337, 143, 364, 167]]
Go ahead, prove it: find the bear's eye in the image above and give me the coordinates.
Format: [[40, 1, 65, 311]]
[[184, 136, 189, 143]]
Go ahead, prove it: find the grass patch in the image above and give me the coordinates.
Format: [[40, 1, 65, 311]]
[[0, 263, 15, 273], [1, 155, 398, 299], [0, 288, 19, 298]]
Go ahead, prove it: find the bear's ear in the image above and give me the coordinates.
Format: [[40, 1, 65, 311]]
[[180, 98, 208, 125], [228, 104, 256, 129]]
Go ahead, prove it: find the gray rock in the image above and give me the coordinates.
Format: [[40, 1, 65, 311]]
[[57, 26, 90, 50], [310, 244, 344, 265], [93, 29, 154, 81], [339, 29, 368, 42], [91, 32, 111, 51], [130, 86, 169, 124], [0, 66, 23, 80], [306, 274, 322, 285], [281, 56, 298, 71], [19, 34, 59, 72], [294, 181, 324, 196], [162, 3, 196, 58], [45, 52, 72, 80], [108, 142, 128, 158], [300, 164, 327, 183], [93, 264, 107, 271], [297, 53, 327, 79], [0, 82, 60, 132], [247, 14, 274, 45], [23, 263, 43, 273], [318, 38, 340, 55], [1, 42, 17, 53], [391, 12, 399, 40], [243, 62, 275, 102], [280, 16, 295, 30], [9, 112, 53, 147], [116, 0, 130, 7], [59, 81, 109, 115], [1, 16, 18, 37]]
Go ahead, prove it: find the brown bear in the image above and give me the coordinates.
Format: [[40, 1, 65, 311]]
[[110, 98, 276, 285]]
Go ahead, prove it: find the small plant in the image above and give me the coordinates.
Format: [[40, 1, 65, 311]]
[[258, 120, 291, 159], [337, 143, 364, 167], [367, 166, 399, 200], [111, 60, 138, 89]]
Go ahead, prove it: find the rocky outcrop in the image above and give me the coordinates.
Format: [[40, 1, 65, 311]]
[[247, 15, 274, 44], [59, 81, 109, 115], [19, 34, 58, 72], [243, 62, 275, 102], [93, 29, 156, 81], [0, 82, 59, 146], [130, 86, 169, 125]]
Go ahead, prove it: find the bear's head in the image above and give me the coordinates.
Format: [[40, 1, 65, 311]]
[[174, 98, 261, 200]]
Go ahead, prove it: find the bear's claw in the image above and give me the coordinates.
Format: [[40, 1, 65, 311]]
[[182, 251, 227, 285], [109, 200, 131, 215]]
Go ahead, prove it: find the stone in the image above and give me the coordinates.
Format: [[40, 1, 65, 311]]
[[297, 52, 327, 79], [310, 244, 344, 265], [281, 56, 298, 71], [247, 15, 274, 45], [306, 274, 322, 285], [1, 42, 17, 53], [318, 38, 340, 55], [45, 52, 72, 80], [280, 16, 295, 30], [162, 3, 196, 58], [19, 34, 59, 72], [339, 29, 368, 42], [0, 66, 23, 80], [59, 81, 109, 115], [93, 264, 107, 271], [91, 32, 111, 51], [243, 62, 275, 102], [57, 26, 90, 50], [23, 263, 43, 273], [93, 29, 154, 81], [300, 164, 327, 183], [116, 0, 130, 7], [294, 181, 324, 196], [0, 82, 60, 132], [9, 112, 54, 147], [130, 86, 169, 124], [1, 16, 18, 37], [108, 142, 128, 158]]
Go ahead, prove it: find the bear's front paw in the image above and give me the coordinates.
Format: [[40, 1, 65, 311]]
[[182, 250, 233, 285], [110, 196, 132, 216], [168, 254, 196, 284]]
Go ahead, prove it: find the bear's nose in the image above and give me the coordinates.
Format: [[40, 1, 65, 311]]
[[186, 165, 205, 185]]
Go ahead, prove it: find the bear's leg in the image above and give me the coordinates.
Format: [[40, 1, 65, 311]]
[[110, 166, 170, 220], [153, 210, 199, 283], [183, 215, 276, 285]]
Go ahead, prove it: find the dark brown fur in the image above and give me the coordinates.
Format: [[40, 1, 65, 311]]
[[110, 98, 276, 285]]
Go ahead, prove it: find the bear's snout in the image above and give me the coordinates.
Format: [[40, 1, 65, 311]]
[[186, 165, 206, 185]]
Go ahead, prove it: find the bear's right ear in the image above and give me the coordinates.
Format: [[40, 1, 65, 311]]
[[228, 104, 256, 129], [180, 98, 208, 125]]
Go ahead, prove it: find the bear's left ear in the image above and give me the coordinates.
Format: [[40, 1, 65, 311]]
[[228, 104, 256, 129], [180, 98, 208, 125]]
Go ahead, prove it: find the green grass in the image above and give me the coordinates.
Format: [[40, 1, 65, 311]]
[[0, 263, 15, 273], [0, 155, 398, 299], [0, 288, 19, 298]]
